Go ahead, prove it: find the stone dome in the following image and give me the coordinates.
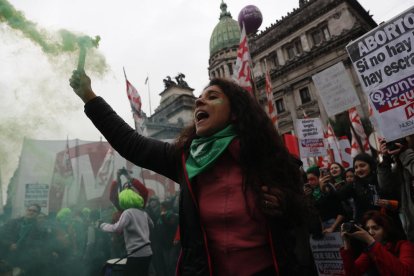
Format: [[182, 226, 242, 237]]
[[209, 1, 240, 56]]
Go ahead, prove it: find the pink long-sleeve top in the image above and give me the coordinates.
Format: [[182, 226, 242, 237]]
[[194, 140, 274, 276]]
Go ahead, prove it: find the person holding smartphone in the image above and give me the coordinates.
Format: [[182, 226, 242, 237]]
[[305, 166, 345, 234], [378, 136, 414, 242], [337, 153, 383, 224]]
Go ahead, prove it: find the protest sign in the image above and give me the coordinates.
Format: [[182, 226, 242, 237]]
[[312, 62, 360, 117], [296, 118, 327, 158], [346, 7, 414, 141], [310, 232, 345, 276], [24, 183, 49, 211]]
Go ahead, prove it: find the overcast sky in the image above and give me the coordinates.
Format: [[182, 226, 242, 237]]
[[0, 0, 413, 201]]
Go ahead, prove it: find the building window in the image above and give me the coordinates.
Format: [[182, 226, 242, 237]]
[[271, 53, 279, 67], [299, 87, 311, 104], [275, 98, 285, 114], [285, 39, 303, 59], [228, 63, 233, 76], [310, 25, 330, 46], [322, 26, 330, 40]]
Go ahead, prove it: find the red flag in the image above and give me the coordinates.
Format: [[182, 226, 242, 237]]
[[124, 71, 147, 135], [317, 156, 329, 168], [126, 79, 142, 114], [350, 129, 360, 158], [348, 107, 371, 155], [233, 24, 253, 95], [338, 136, 353, 168], [325, 123, 342, 163], [96, 148, 115, 187], [283, 133, 299, 158], [264, 60, 278, 128], [49, 139, 74, 212]]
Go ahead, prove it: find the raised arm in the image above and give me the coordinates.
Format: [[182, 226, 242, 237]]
[[68, 70, 181, 182], [69, 70, 97, 104]]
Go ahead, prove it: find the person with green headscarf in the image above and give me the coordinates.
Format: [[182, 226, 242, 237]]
[[305, 165, 345, 234], [70, 72, 307, 275], [100, 189, 153, 276]]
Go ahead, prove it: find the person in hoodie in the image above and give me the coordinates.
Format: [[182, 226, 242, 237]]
[[100, 189, 153, 276]]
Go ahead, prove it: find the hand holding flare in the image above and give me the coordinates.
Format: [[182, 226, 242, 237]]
[[77, 35, 100, 71], [70, 36, 100, 103]]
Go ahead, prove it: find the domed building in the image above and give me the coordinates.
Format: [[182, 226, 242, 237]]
[[208, 1, 240, 79], [208, 0, 377, 137]]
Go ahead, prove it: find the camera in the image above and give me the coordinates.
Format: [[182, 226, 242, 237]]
[[342, 222, 358, 233], [386, 138, 407, 151]]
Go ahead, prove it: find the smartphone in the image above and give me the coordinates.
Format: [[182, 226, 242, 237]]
[[304, 183, 312, 189], [386, 138, 407, 151], [319, 167, 329, 177]]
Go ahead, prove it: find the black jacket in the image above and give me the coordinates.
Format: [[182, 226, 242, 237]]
[[85, 97, 302, 275]]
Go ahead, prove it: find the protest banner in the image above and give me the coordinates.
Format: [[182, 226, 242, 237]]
[[10, 138, 179, 218], [310, 232, 345, 276], [346, 7, 414, 141], [24, 183, 49, 211], [296, 118, 327, 158], [312, 62, 361, 117]]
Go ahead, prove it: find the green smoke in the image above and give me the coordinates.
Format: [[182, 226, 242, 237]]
[[0, 0, 108, 74]]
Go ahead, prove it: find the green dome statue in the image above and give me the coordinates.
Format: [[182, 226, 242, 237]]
[[209, 1, 241, 56]]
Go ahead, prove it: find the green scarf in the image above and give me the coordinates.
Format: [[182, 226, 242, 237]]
[[186, 125, 237, 180], [312, 186, 322, 201]]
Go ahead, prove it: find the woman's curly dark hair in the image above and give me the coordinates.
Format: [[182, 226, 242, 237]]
[[175, 78, 305, 224], [361, 210, 406, 242]]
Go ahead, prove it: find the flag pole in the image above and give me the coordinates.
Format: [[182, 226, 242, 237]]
[[123, 67, 127, 80], [244, 22, 259, 102], [123, 67, 138, 130], [146, 74, 152, 116]]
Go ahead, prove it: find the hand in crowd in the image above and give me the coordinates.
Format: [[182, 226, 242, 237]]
[[340, 224, 375, 249], [261, 186, 284, 217], [322, 226, 335, 234], [69, 70, 96, 103], [319, 175, 331, 188], [303, 185, 313, 196], [378, 138, 406, 156]]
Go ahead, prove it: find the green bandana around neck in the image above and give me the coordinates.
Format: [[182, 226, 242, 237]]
[[186, 124, 237, 180]]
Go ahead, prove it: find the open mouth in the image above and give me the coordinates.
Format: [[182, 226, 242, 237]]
[[195, 110, 209, 123]]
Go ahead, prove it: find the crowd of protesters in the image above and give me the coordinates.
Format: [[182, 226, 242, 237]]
[[3, 135, 414, 276], [0, 191, 180, 276], [3, 70, 414, 276], [2, 137, 414, 276], [303, 136, 414, 275]]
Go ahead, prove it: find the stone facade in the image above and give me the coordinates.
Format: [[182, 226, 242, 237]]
[[208, 0, 377, 135], [145, 79, 196, 140], [208, 1, 240, 79]]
